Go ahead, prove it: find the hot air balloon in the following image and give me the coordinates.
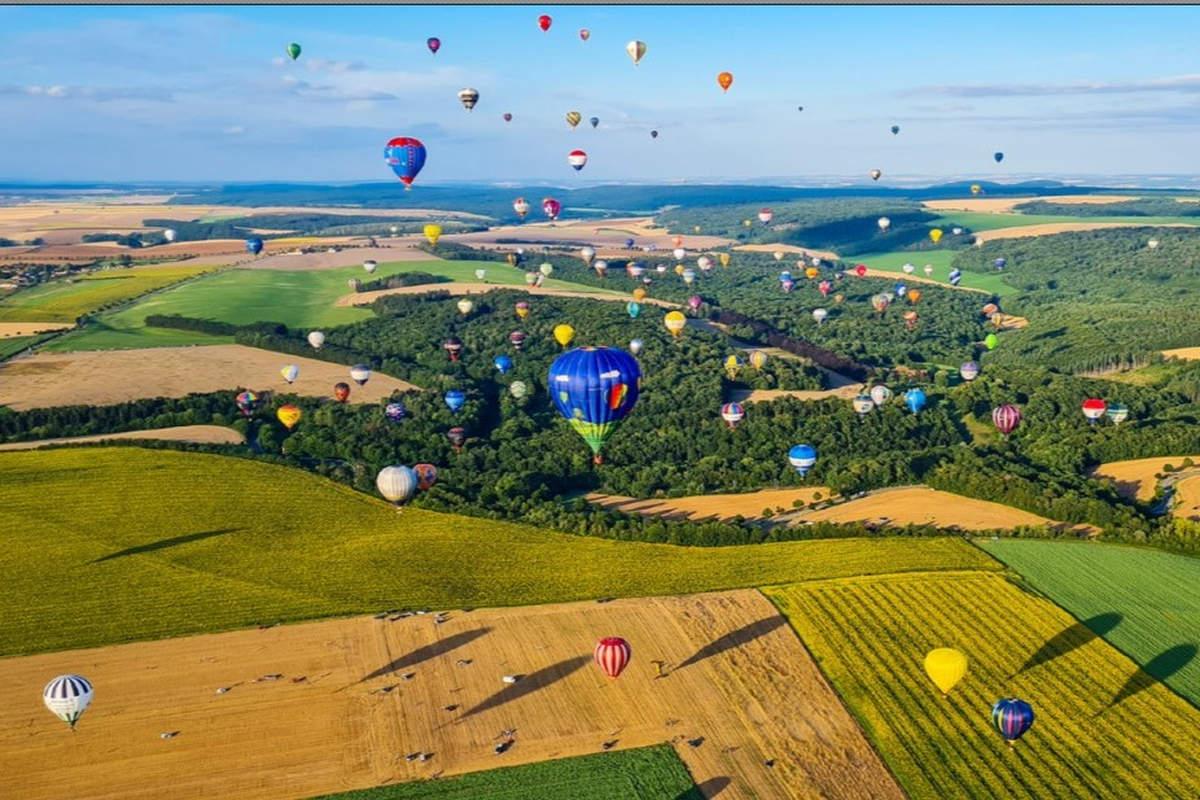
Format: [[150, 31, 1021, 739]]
[[902, 262, 915, 275], [426, 37, 440, 55], [719, 252, 731, 268], [566, 111, 582, 129], [474, 269, 487, 282], [812, 308, 828, 325], [671, 247, 686, 262], [509, 380, 528, 400], [632, 287, 647, 302], [549, 347, 641, 463], [991, 698, 1034, 743], [503, 112, 513, 122], [650, 130, 658, 139], [903, 310, 919, 330], [722, 353, 743, 378], [930, 228, 943, 244], [1148, 238, 1160, 250], [960, 361, 980, 381], [626, 40, 647, 65], [890, 124, 902, 135], [423, 223, 442, 246], [513, 197, 530, 219], [443, 337, 463, 361], [626, 301, 641, 319], [687, 295, 702, 312], [788, 444, 817, 477], [235, 390, 260, 417], [994, 152, 1004, 163], [870, 169, 882, 181], [350, 364, 371, 385], [537, 13, 551, 31], [579, 28, 590, 41], [330, 382, 350, 403], [682, 269, 697, 285], [494, 355, 513, 375], [594, 259, 608, 276], [542, 197, 561, 220], [457, 87, 480, 111], [384, 137, 426, 190], [579, 246, 596, 265], [307, 330, 325, 350], [286, 42, 301, 60], [993, 257, 1007, 270], [1106, 403, 1130, 425], [758, 208, 773, 224], [277, 404, 302, 430], [855, 264, 868, 277], [871, 293, 891, 314], [870, 385, 892, 406], [852, 394, 874, 417], [949, 268, 963, 286], [877, 216, 891, 231], [554, 323, 575, 348], [819, 279, 833, 297], [446, 426, 467, 451], [970, 184, 982, 196], [539, 262, 554, 278], [376, 465, 417, 505], [773, 251, 784, 262], [923, 264, 934, 276], [568, 149, 588, 171], [717, 71, 733, 92], [721, 402, 745, 428], [993, 404, 1021, 435], [413, 463, 438, 491], [924, 648, 967, 695], [444, 390, 465, 413], [524, 271, 539, 286], [594, 637, 631, 678], [907, 288, 922, 304], [456, 299, 474, 316], [246, 237, 264, 255], [280, 364, 299, 384], [749, 350, 768, 370], [385, 401, 406, 423], [984, 332, 998, 350], [895, 283, 908, 299], [1082, 398, 1107, 423], [952, 227, 964, 235], [163, 228, 176, 243], [43, 675, 93, 730], [833, 293, 845, 304], [363, 259, 377, 274], [905, 388, 926, 414], [697, 255, 712, 271], [664, 310, 687, 338], [514, 301, 530, 320]]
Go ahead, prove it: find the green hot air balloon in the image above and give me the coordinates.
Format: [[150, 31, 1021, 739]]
[[286, 43, 302, 61], [985, 333, 999, 350]]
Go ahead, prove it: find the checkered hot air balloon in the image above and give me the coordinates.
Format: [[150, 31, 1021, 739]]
[[43, 674, 93, 729], [594, 637, 631, 678]]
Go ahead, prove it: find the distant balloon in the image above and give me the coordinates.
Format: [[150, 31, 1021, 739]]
[[870, 385, 892, 406], [1148, 238, 1160, 250], [514, 301, 530, 321], [891, 124, 900, 135], [923, 263, 934, 276], [924, 648, 967, 695], [970, 185, 982, 196], [952, 227, 964, 235], [1106, 403, 1130, 425], [1082, 398, 1107, 423], [566, 111, 582, 129], [949, 268, 963, 286], [632, 286, 647, 301], [749, 350, 768, 370], [852, 394, 874, 417], [163, 228, 176, 243], [579, 28, 590, 41], [902, 262, 915, 274], [333, 382, 350, 403], [513, 197, 530, 218], [363, 259, 377, 274], [426, 37, 441, 55], [877, 216, 891, 231], [246, 237, 264, 255], [994, 257, 1007, 270], [687, 295, 702, 312], [984, 333, 998, 350], [538, 13, 551, 32], [626, 300, 641, 319], [758, 209, 774, 224], [594, 637, 632, 678], [474, 268, 487, 281], [568, 149, 588, 171], [625, 40, 647, 65], [443, 336, 463, 361], [721, 402, 745, 428], [991, 698, 1034, 742], [788, 444, 817, 477], [384, 401, 406, 423], [812, 308, 828, 324], [960, 361, 980, 381], [446, 426, 467, 451], [503, 112, 513, 122], [350, 364, 371, 385], [682, 268, 697, 285], [376, 465, 417, 505], [413, 463, 437, 492], [280, 364, 299, 384], [855, 264, 868, 277], [235, 390, 260, 417], [871, 293, 891, 313], [539, 262, 554, 278], [307, 331, 325, 349], [905, 388, 926, 414], [509, 330, 526, 350], [717, 71, 733, 92], [509, 380, 528, 400], [650, 130, 658, 138], [554, 323, 575, 348], [383, 136, 426, 190], [992, 404, 1021, 435], [664, 310, 687, 338], [673, 247, 686, 261], [494, 354, 513, 375], [719, 252, 731, 268], [594, 259, 608, 276], [444, 390, 466, 413], [929, 228, 943, 244], [286, 42, 301, 60], [869, 169, 882, 181], [43, 675, 93, 730], [542, 197, 561, 220], [994, 152, 1004, 163], [277, 404, 302, 431]]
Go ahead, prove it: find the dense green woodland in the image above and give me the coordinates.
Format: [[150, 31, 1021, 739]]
[[1014, 198, 1200, 217]]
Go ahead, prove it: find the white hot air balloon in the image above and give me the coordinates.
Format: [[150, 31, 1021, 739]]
[[877, 217, 891, 231], [509, 380, 528, 400], [43, 675, 93, 729], [923, 264, 934, 276], [1148, 238, 1160, 250], [902, 262, 915, 274], [773, 251, 784, 261], [673, 247, 686, 261], [474, 268, 487, 281], [539, 262, 554, 277], [697, 255, 713, 271], [625, 39, 647, 66], [350, 364, 371, 386], [952, 227, 963, 235], [376, 466, 417, 505], [629, 338, 643, 355], [389, 225, 399, 235], [280, 364, 299, 384], [163, 228, 177, 242], [307, 331, 325, 349], [457, 299, 474, 315], [580, 246, 596, 264], [363, 260, 378, 274], [812, 308, 828, 324], [594, 259, 608, 276]]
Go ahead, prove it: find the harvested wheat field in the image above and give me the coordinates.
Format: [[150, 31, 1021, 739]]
[[444, 216, 731, 252], [244, 241, 437, 271], [336, 283, 671, 308], [0, 345, 419, 411], [1162, 346, 1200, 361], [586, 487, 835, 522], [793, 486, 1094, 533], [1173, 476, 1200, 521], [727, 386, 865, 404], [0, 590, 902, 800], [1088, 455, 1200, 502], [0, 322, 73, 338], [732, 243, 840, 261], [972, 221, 1193, 244], [0, 425, 244, 451], [922, 195, 1138, 214]]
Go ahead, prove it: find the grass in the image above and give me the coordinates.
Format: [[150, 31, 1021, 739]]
[[853, 250, 1012, 296], [978, 538, 1200, 706], [929, 211, 1200, 233], [765, 571, 1200, 800], [310, 745, 702, 800], [0, 264, 219, 324], [0, 335, 41, 360], [0, 447, 999, 656], [46, 259, 617, 352]]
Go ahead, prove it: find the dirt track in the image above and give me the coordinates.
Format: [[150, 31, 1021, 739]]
[[1089, 455, 1200, 502], [587, 488, 835, 522], [0, 590, 902, 800], [922, 195, 1139, 214], [0, 345, 419, 411], [336, 282, 673, 309], [0, 425, 244, 451]]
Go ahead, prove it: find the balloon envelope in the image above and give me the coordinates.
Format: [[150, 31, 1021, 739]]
[[43, 675, 93, 729], [788, 444, 817, 476], [991, 698, 1034, 741], [277, 404, 302, 430], [924, 648, 968, 695], [992, 404, 1021, 435], [384, 137, 426, 188], [594, 637, 632, 678], [444, 390, 466, 412], [376, 466, 417, 504], [553, 324, 575, 348], [286, 43, 301, 60], [548, 347, 642, 460], [246, 237, 264, 255], [905, 388, 926, 414]]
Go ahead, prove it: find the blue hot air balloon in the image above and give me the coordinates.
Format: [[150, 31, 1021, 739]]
[[991, 698, 1033, 742], [626, 300, 641, 319], [444, 390, 465, 412], [948, 268, 962, 286], [384, 401, 406, 423], [895, 283, 907, 298], [383, 136, 427, 190], [625, 238, 635, 249], [245, 237, 264, 255], [493, 355, 513, 375], [994, 257, 1007, 270], [788, 444, 817, 477], [905, 388, 926, 414], [994, 152, 1005, 163], [548, 346, 641, 463]]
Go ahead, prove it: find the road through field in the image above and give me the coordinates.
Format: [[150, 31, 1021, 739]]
[[0, 590, 902, 800], [0, 425, 244, 451]]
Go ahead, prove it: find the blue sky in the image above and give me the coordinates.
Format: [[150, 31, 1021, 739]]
[[3, 5, 1200, 183]]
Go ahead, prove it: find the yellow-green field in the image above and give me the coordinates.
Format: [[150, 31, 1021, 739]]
[[0, 264, 219, 324], [0, 447, 999, 656], [765, 572, 1200, 800]]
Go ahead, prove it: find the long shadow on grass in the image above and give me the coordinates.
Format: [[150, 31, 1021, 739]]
[[675, 777, 731, 799], [1015, 613, 1122, 676], [459, 655, 590, 720], [1101, 643, 1198, 713], [360, 628, 491, 682], [675, 617, 785, 671], [90, 528, 242, 563]]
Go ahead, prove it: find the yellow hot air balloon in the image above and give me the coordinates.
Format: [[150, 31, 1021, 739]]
[[566, 111, 582, 129], [907, 288, 922, 303], [723, 354, 741, 378], [743, 219, 752, 228], [423, 224, 442, 246], [632, 287, 647, 302], [674, 264, 685, 276], [749, 350, 768, 369], [929, 228, 943, 244], [773, 251, 784, 261], [625, 40, 647, 65], [664, 310, 687, 338], [719, 252, 731, 267], [923, 648, 968, 695], [506, 253, 518, 267], [693, 225, 701, 233], [277, 404, 302, 431], [970, 184, 982, 195], [805, 266, 819, 279], [553, 323, 575, 348]]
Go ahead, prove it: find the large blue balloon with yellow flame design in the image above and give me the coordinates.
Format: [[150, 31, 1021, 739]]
[[548, 347, 641, 463]]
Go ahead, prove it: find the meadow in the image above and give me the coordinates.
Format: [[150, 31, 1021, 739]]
[[979, 539, 1200, 705], [0, 447, 999, 656], [765, 571, 1200, 800], [929, 210, 1200, 233], [852, 249, 1012, 295]]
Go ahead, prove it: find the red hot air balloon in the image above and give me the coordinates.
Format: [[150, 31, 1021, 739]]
[[568, 149, 588, 171], [509, 330, 526, 350], [1082, 398, 1107, 423], [579, 28, 590, 41], [855, 264, 868, 277], [426, 37, 441, 55], [594, 637, 631, 678], [992, 404, 1021, 435], [758, 208, 773, 224], [413, 463, 438, 491], [538, 14, 552, 32], [542, 197, 561, 220]]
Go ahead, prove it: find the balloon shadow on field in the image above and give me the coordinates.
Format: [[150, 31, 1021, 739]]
[[459, 655, 590, 720], [90, 528, 243, 563], [674, 776, 732, 799], [359, 628, 492, 682], [1015, 613, 1122, 676], [676, 617, 785, 671], [1101, 643, 1198, 713]]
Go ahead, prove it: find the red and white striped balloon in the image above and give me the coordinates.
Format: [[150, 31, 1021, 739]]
[[568, 150, 588, 171], [992, 404, 1021, 435], [594, 637, 631, 678]]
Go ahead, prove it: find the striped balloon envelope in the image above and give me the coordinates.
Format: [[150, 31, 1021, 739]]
[[594, 637, 632, 678], [43, 674, 93, 729], [991, 697, 1034, 742], [992, 404, 1021, 435]]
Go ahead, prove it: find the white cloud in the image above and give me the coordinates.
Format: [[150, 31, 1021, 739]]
[[910, 74, 1200, 98], [223, 125, 246, 135]]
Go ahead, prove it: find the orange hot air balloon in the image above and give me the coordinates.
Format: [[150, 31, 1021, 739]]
[[907, 288, 922, 303], [982, 302, 999, 317], [632, 287, 647, 302], [333, 382, 351, 403], [717, 72, 733, 92], [277, 404, 302, 431], [805, 266, 819, 279], [673, 235, 683, 247]]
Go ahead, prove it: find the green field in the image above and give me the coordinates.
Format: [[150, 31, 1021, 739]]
[[766, 571, 1200, 800], [853, 250, 1012, 296], [0, 264, 219, 324], [311, 745, 702, 800], [0, 447, 999, 656], [929, 211, 1200, 233], [0, 335, 40, 360], [979, 539, 1200, 705], [46, 259, 616, 352]]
